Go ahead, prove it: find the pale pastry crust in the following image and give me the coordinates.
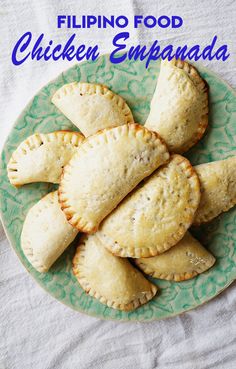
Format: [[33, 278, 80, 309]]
[[72, 234, 158, 311], [21, 191, 78, 273], [145, 58, 208, 153], [7, 131, 84, 186], [51, 82, 134, 136], [97, 154, 200, 258], [194, 156, 236, 225], [58, 124, 169, 233], [135, 232, 215, 281]]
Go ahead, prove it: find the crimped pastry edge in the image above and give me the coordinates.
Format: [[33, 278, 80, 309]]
[[72, 235, 158, 311], [58, 123, 169, 233], [21, 191, 78, 273], [98, 154, 201, 258], [150, 58, 209, 154], [51, 81, 134, 126], [135, 246, 216, 282], [168, 58, 209, 154], [7, 130, 84, 186]]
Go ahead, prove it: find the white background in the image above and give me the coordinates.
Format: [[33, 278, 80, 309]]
[[1, 0, 236, 368]]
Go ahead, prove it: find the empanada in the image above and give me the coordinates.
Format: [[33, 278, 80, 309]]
[[145, 59, 208, 153], [51, 82, 134, 136], [135, 232, 215, 281], [194, 156, 236, 225], [97, 155, 200, 258], [21, 191, 78, 272], [7, 131, 84, 186], [72, 234, 158, 311], [59, 124, 169, 233]]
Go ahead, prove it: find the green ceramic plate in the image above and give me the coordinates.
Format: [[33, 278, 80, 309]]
[[1, 55, 236, 321]]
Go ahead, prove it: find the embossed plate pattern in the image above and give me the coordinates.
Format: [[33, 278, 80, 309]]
[[0, 55, 236, 321]]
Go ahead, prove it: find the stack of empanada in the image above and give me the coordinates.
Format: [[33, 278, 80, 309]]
[[7, 59, 236, 312]]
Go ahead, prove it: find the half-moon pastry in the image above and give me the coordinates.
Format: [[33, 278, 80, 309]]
[[72, 234, 158, 311], [51, 82, 134, 136], [194, 156, 236, 224], [21, 191, 78, 272], [7, 131, 84, 186], [59, 124, 169, 233], [97, 155, 200, 258], [135, 232, 215, 281], [145, 59, 208, 153]]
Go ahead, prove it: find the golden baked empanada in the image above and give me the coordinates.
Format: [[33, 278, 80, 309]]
[[145, 59, 208, 153], [7, 131, 84, 186], [59, 124, 169, 233], [21, 191, 78, 272], [135, 232, 215, 281], [97, 155, 200, 258], [72, 234, 158, 311], [51, 82, 134, 136], [194, 156, 236, 225]]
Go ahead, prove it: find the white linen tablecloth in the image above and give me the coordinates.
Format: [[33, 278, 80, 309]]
[[1, 1, 236, 368]]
